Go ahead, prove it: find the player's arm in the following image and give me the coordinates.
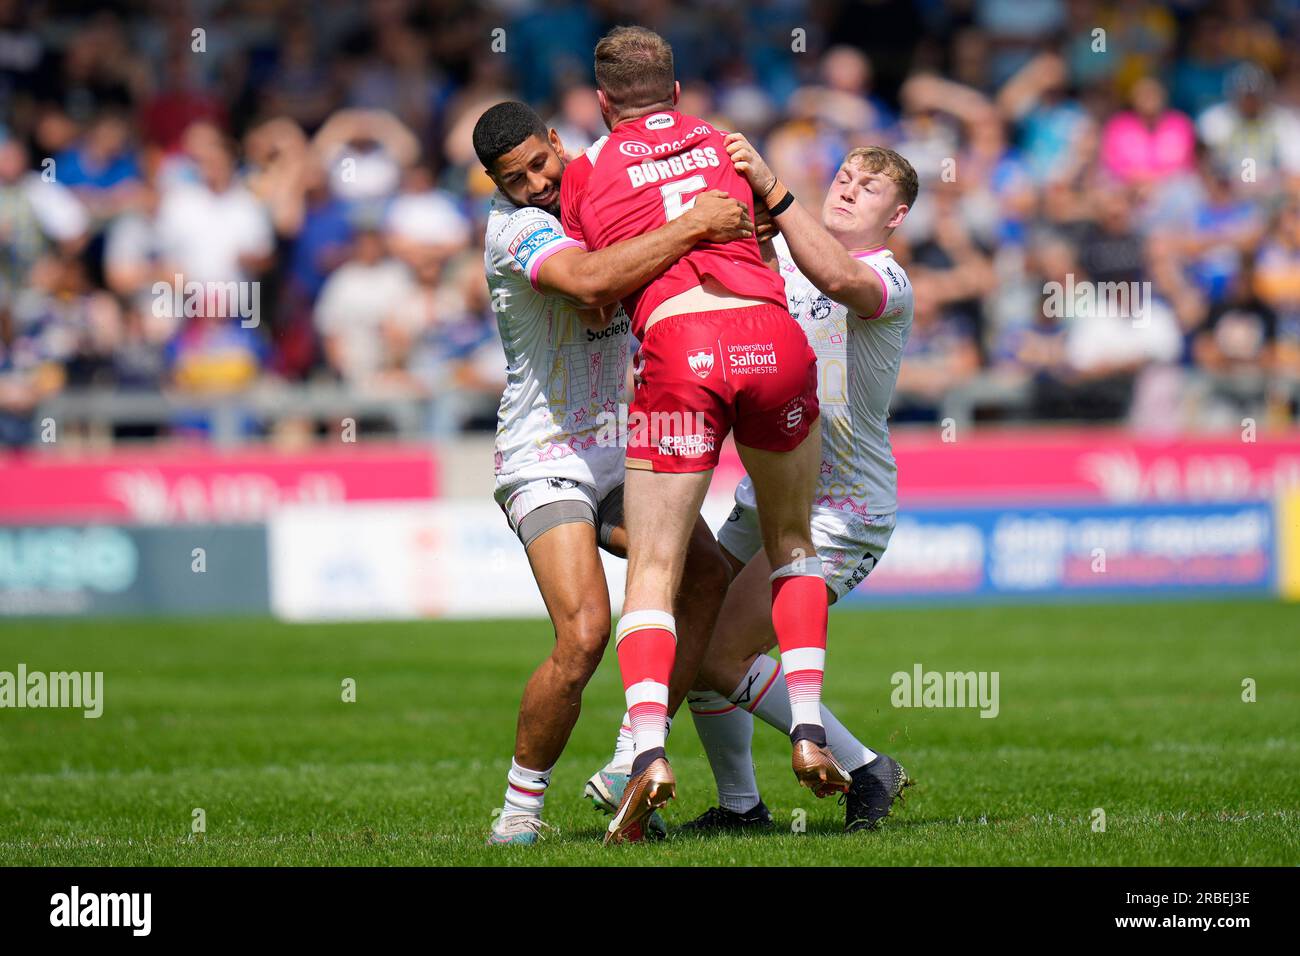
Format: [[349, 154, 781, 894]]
[[724, 132, 885, 319], [536, 190, 752, 316], [753, 202, 780, 272]]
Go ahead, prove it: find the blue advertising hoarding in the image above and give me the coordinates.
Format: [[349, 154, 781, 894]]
[[843, 500, 1277, 606]]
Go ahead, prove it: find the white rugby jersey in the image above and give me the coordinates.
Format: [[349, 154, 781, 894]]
[[772, 233, 913, 515], [484, 190, 629, 489]]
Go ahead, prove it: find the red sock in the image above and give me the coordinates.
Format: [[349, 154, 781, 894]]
[[770, 569, 828, 731], [614, 610, 676, 760]]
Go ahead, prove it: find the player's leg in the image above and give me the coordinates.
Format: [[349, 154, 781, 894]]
[[603, 465, 712, 844], [736, 430, 849, 795], [724, 304, 846, 794], [597, 508, 732, 719], [696, 512, 913, 831], [489, 491, 611, 845], [680, 541, 772, 832], [668, 518, 732, 713], [585, 496, 730, 837]]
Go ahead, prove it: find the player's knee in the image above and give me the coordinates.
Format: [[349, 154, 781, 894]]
[[552, 610, 610, 686], [764, 532, 815, 572], [697, 652, 741, 697], [681, 538, 733, 601]]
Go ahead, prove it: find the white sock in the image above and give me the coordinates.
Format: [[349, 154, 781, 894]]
[[502, 758, 552, 817], [607, 712, 673, 775], [731, 655, 877, 772], [608, 713, 635, 773], [689, 690, 760, 813]]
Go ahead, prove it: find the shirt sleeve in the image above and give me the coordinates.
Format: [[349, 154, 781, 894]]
[[855, 256, 912, 322], [487, 205, 582, 292]]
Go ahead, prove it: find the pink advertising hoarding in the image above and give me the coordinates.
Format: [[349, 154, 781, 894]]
[[0, 445, 438, 523]]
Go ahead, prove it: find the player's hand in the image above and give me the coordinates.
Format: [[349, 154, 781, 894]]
[[577, 302, 618, 331], [686, 189, 753, 243], [752, 202, 779, 243], [724, 132, 777, 197]]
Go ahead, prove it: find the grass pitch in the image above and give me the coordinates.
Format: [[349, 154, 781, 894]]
[[1, 600, 1297, 866]]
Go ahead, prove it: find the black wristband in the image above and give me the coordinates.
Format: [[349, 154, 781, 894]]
[[769, 190, 795, 216]]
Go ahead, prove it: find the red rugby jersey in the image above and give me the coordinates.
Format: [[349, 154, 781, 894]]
[[560, 110, 786, 338]]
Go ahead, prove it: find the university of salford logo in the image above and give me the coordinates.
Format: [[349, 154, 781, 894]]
[[619, 140, 653, 157], [686, 348, 715, 378]]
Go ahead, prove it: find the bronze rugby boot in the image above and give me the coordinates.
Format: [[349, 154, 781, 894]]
[[603, 752, 676, 845], [791, 725, 851, 798]]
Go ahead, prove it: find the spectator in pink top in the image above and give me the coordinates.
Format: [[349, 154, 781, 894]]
[[1100, 78, 1196, 185]]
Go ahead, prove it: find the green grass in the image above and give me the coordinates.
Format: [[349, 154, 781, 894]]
[[1, 600, 1297, 866]]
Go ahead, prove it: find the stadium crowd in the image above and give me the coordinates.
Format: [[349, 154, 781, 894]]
[[1, 0, 1299, 445]]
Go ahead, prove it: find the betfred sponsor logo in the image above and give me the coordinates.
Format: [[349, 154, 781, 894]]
[[727, 342, 777, 374], [686, 347, 715, 378], [510, 224, 560, 267]]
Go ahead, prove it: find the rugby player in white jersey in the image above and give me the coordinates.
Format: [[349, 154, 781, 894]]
[[588, 140, 919, 832], [474, 102, 745, 845]]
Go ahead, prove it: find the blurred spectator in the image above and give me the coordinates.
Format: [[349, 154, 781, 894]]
[[138, 47, 227, 153], [313, 210, 416, 387], [165, 309, 268, 437], [1193, 260, 1278, 428], [1179, 152, 1266, 307], [155, 122, 273, 285], [52, 109, 143, 223], [997, 52, 1094, 186], [0, 136, 88, 307], [1072, 186, 1146, 287], [1170, 13, 1238, 118], [1254, 200, 1300, 376], [1197, 63, 1300, 191], [312, 108, 418, 204], [1100, 78, 1196, 186]]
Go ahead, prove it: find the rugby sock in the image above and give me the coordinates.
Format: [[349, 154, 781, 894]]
[[614, 609, 676, 775], [770, 559, 829, 740], [608, 711, 673, 774], [502, 758, 552, 817], [608, 714, 636, 773], [731, 655, 877, 773], [689, 690, 761, 814]]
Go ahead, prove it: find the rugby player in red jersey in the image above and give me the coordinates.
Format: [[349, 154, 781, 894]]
[[561, 26, 849, 844], [474, 101, 749, 846]]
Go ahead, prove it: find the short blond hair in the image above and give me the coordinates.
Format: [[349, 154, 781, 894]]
[[594, 26, 675, 112], [843, 146, 918, 207]]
